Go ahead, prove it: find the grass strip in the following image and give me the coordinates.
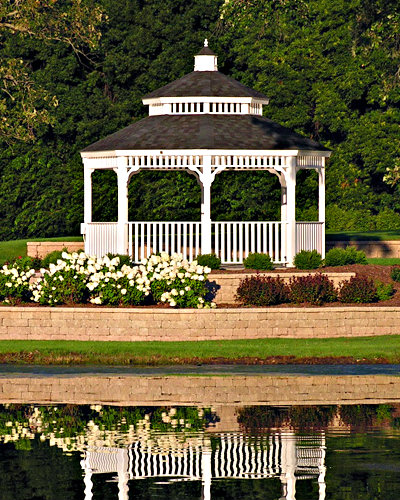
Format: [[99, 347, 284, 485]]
[[0, 236, 83, 265], [326, 230, 400, 241], [367, 258, 400, 266], [0, 336, 399, 365]]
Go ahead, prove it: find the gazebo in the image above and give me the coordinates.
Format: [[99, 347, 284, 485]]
[[81, 41, 331, 266]]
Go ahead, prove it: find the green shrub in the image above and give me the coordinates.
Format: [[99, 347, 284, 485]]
[[243, 253, 274, 270], [235, 275, 289, 306], [339, 276, 377, 303], [375, 281, 394, 301], [9, 255, 41, 271], [325, 246, 367, 267], [288, 273, 337, 305], [41, 250, 66, 269], [294, 250, 322, 270], [391, 267, 400, 282], [196, 253, 221, 270]]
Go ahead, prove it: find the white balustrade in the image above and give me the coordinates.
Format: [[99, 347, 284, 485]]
[[84, 222, 118, 256], [296, 222, 324, 254], [213, 221, 287, 264], [128, 222, 201, 262]]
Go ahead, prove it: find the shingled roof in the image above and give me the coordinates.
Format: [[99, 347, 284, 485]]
[[143, 71, 268, 100], [82, 114, 329, 152]]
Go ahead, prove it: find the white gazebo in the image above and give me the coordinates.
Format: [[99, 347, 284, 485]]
[[81, 40, 331, 266]]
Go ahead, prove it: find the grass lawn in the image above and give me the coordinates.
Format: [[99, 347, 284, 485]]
[[0, 236, 83, 265], [326, 230, 400, 241], [367, 258, 400, 266], [0, 336, 399, 365]]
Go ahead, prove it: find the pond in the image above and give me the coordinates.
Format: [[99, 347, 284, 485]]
[[1, 401, 400, 499]]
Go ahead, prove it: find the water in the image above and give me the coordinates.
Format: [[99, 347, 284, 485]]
[[1, 402, 400, 499]]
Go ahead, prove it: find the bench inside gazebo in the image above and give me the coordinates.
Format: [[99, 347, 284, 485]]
[[81, 41, 331, 266]]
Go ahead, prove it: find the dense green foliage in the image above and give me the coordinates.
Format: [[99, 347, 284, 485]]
[[243, 252, 274, 270], [195, 253, 221, 270], [1, 0, 400, 239], [391, 267, 400, 282], [325, 246, 367, 266], [293, 250, 322, 269], [375, 280, 394, 301]]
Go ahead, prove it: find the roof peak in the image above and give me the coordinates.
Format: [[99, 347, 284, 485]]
[[194, 39, 217, 71]]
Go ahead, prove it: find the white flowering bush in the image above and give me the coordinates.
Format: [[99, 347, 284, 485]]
[[142, 253, 213, 308], [24, 251, 215, 308], [0, 265, 35, 304]]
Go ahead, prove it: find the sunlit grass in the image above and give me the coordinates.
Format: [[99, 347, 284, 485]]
[[0, 237, 83, 265], [0, 336, 399, 365]]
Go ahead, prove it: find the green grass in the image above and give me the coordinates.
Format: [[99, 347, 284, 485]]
[[0, 236, 83, 265], [367, 258, 400, 266], [0, 336, 399, 365], [326, 230, 400, 241]]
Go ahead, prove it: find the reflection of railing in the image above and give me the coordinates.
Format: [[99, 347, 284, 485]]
[[81, 431, 326, 500]]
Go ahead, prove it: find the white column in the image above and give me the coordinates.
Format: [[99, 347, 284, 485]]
[[285, 157, 297, 267], [280, 180, 287, 223], [280, 432, 297, 500], [318, 434, 327, 500], [83, 162, 93, 224], [82, 161, 94, 255], [81, 457, 93, 500], [201, 158, 213, 255], [201, 447, 212, 500], [117, 157, 129, 254], [318, 160, 326, 258], [117, 449, 130, 500]]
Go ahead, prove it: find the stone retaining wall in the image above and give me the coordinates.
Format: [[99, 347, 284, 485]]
[[0, 305, 399, 341], [327, 240, 400, 258], [0, 374, 398, 406], [27, 241, 84, 259]]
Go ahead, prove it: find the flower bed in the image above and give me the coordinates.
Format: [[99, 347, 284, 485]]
[[0, 252, 214, 308]]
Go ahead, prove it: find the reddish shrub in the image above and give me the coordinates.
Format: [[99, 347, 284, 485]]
[[289, 273, 337, 305], [235, 275, 289, 306], [339, 276, 377, 303]]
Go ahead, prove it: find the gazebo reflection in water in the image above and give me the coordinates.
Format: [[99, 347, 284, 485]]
[[81, 430, 326, 500]]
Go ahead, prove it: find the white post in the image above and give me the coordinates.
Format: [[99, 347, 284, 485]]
[[281, 184, 287, 223], [117, 157, 129, 255], [83, 162, 93, 224], [82, 161, 94, 255], [201, 446, 212, 500], [81, 456, 93, 500], [280, 432, 297, 500], [318, 160, 326, 258], [285, 157, 297, 267], [201, 158, 213, 255], [117, 449, 130, 500]]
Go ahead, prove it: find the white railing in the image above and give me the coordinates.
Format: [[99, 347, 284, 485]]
[[296, 222, 324, 255], [84, 222, 118, 256], [128, 222, 201, 262], [213, 221, 287, 264]]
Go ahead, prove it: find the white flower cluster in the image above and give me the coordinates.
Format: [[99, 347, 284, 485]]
[[2, 251, 216, 308], [0, 265, 36, 302]]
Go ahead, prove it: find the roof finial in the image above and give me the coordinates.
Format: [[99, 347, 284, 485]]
[[204, 38, 208, 47]]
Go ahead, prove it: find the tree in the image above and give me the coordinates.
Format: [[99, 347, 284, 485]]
[[0, 0, 104, 142]]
